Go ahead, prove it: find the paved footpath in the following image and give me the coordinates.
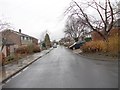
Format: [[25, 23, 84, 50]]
[[0, 48, 53, 84]]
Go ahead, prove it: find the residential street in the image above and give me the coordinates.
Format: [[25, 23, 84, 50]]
[[2, 46, 118, 88]]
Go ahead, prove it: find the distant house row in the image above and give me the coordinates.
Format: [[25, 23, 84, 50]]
[[0, 29, 38, 57]]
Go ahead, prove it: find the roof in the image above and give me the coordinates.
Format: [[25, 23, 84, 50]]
[[1, 29, 38, 40]]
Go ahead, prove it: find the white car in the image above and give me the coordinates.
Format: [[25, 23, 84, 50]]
[[53, 43, 57, 48]]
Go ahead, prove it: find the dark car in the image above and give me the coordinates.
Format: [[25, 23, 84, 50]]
[[69, 41, 85, 50]]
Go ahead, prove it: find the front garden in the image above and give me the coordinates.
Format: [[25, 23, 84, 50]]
[[3, 44, 41, 65]]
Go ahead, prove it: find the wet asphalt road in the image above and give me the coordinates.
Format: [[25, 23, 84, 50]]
[[3, 46, 118, 88]]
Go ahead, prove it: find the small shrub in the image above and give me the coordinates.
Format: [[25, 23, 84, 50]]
[[27, 44, 34, 54], [6, 54, 15, 61], [15, 53, 23, 60], [15, 46, 29, 54], [15, 44, 41, 54], [33, 45, 41, 53]]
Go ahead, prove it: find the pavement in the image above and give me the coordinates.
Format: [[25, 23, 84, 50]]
[[73, 49, 118, 61], [2, 46, 118, 88], [0, 48, 53, 84]]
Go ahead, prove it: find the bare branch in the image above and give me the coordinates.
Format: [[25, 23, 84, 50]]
[[107, 0, 114, 32], [64, 0, 118, 41]]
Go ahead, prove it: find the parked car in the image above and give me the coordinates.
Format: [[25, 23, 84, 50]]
[[69, 41, 85, 50]]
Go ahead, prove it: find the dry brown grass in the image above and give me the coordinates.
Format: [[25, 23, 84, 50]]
[[81, 34, 119, 57], [108, 34, 119, 56], [81, 40, 106, 53]]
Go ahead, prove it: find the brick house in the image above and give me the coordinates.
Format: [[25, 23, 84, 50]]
[[0, 29, 38, 57]]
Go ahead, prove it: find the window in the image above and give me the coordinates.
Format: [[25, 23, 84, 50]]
[[21, 36, 24, 40], [26, 37, 28, 40]]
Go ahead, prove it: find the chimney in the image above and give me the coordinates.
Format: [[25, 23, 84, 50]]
[[19, 29, 21, 33]]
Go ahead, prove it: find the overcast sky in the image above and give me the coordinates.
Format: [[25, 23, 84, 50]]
[[0, 0, 119, 41], [0, 0, 72, 41]]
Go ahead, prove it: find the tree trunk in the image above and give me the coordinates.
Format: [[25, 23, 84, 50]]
[[74, 37, 79, 42], [104, 34, 109, 52]]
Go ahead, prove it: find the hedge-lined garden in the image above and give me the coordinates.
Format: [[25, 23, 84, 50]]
[[3, 44, 41, 65]]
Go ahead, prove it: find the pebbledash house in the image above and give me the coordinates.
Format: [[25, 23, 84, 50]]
[[0, 29, 38, 58]]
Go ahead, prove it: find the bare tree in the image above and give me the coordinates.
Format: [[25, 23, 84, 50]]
[[0, 20, 12, 52], [64, 15, 88, 42], [0, 20, 10, 67], [65, 0, 119, 42], [0, 20, 11, 31], [117, 1, 120, 19]]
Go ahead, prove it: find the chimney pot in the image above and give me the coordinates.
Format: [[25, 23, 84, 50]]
[[19, 29, 21, 33]]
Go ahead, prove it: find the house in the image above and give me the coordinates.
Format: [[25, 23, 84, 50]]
[[59, 36, 74, 46], [0, 29, 38, 58]]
